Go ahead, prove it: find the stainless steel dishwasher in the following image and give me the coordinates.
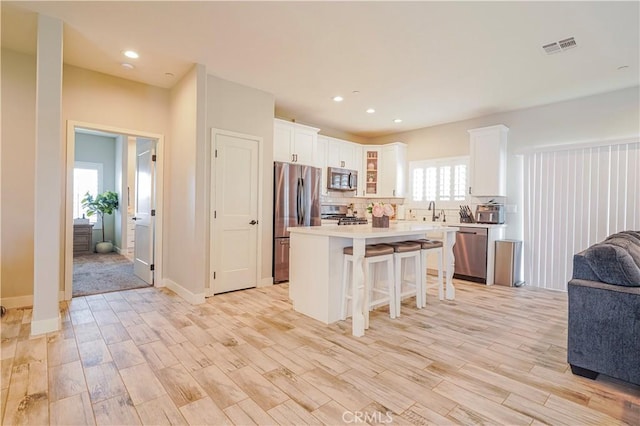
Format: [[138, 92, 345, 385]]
[[453, 227, 488, 283]]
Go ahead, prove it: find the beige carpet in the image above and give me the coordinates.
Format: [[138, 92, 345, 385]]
[[73, 252, 150, 297]]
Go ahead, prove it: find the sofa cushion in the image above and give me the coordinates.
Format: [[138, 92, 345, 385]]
[[575, 231, 640, 287]]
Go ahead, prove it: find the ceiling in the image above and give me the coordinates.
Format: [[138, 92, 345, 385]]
[[2, 1, 639, 139]]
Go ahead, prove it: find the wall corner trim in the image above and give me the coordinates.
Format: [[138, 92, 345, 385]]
[[259, 277, 274, 288], [30, 314, 61, 336], [162, 278, 205, 304]]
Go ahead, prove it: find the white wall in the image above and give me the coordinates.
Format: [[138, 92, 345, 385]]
[[165, 65, 206, 301], [0, 54, 172, 305], [370, 86, 640, 241], [1, 49, 36, 300]]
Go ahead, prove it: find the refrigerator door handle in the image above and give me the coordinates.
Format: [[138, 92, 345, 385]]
[[299, 177, 305, 224], [296, 178, 301, 225]]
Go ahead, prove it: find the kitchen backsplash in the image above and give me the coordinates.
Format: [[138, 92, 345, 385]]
[[321, 190, 515, 224]]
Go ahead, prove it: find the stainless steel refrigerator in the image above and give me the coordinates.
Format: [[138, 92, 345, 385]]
[[273, 161, 321, 283]]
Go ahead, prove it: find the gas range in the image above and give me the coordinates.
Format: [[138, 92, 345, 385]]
[[338, 217, 368, 225], [321, 215, 368, 225], [321, 204, 367, 225]]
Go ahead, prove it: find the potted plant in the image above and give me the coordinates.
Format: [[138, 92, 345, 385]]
[[81, 190, 119, 253], [367, 202, 394, 228]]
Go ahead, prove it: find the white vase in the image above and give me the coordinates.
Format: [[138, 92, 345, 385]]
[[95, 241, 113, 253]]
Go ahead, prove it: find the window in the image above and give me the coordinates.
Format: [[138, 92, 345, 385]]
[[409, 156, 468, 203], [73, 161, 103, 227]]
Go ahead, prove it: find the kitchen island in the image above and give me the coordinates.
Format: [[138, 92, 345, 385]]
[[288, 223, 459, 337]]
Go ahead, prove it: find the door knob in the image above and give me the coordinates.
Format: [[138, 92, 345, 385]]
[[132, 217, 138, 221], [249, 220, 258, 225]]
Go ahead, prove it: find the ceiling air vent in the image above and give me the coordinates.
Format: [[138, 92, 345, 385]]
[[542, 37, 577, 55]]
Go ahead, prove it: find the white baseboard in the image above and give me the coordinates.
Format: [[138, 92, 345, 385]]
[[2, 291, 74, 308], [30, 314, 61, 336], [162, 278, 205, 304], [259, 277, 274, 287], [0, 295, 34, 309]]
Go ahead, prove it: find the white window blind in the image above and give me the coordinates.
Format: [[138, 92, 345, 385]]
[[523, 141, 640, 291], [410, 157, 468, 204]]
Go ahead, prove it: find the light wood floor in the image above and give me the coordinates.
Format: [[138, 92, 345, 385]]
[[1, 280, 639, 425]]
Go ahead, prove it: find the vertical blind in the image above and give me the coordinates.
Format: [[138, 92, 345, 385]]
[[523, 140, 640, 291]]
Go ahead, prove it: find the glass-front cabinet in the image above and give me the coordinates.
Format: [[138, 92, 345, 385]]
[[361, 143, 407, 197], [364, 149, 380, 195]]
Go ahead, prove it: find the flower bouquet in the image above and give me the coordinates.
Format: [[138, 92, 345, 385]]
[[367, 202, 394, 228]]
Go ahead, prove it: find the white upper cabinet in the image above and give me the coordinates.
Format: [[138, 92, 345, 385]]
[[316, 136, 329, 195], [380, 142, 407, 198], [468, 125, 508, 197], [274, 119, 319, 166], [319, 136, 363, 194], [327, 138, 358, 170], [361, 143, 406, 197]]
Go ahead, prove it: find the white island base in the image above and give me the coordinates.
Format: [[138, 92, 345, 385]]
[[288, 223, 459, 336]]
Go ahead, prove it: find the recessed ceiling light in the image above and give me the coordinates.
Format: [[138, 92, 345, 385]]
[[352, 91, 360, 95], [121, 63, 135, 70], [366, 108, 375, 114], [332, 96, 344, 102], [393, 118, 402, 123], [123, 50, 139, 59]]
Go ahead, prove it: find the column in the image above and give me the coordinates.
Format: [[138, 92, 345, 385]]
[[31, 15, 63, 335]]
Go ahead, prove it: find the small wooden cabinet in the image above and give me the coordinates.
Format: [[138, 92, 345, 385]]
[[73, 223, 94, 255]]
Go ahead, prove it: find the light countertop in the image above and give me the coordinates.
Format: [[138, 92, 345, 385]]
[[290, 222, 459, 238], [395, 220, 507, 229]]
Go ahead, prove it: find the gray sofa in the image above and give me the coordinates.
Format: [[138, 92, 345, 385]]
[[567, 230, 640, 386]]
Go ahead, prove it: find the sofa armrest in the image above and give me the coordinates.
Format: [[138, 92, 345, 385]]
[[567, 279, 640, 386]]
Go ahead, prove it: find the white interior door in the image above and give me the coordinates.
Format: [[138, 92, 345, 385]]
[[211, 130, 259, 294], [134, 138, 155, 284]]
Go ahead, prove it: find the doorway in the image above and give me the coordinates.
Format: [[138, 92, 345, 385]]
[[64, 121, 164, 299]]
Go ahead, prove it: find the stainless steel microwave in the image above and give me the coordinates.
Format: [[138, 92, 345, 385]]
[[327, 167, 358, 191]]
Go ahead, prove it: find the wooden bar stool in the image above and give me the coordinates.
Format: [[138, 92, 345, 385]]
[[386, 241, 422, 316], [341, 244, 396, 323], [412, 239, 444, 306]]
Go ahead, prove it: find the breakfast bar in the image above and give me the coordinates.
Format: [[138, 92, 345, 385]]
[[288, 223, 459, 337]]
